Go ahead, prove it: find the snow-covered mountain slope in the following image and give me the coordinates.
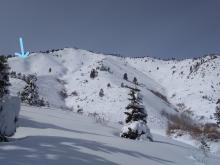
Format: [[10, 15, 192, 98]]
[[0, 105, 219, 165], [8, 48, 220, 125], [126, 55, 220, 122], [8, 48, 179, 131], [4, 48, 220, 164]]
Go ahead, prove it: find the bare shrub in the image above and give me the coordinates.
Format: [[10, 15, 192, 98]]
[[149, 90, 170, 105], [107, 83, 111, 88], [176, 103, 187, 111], [203, 123, 220, 141], [77, 108, 83, 114], [88, 112, 108, 125], [99, 64, 110, 72], [71, 91, 78, 96], [56, 78, 67, 85], [214, 101, 220, 125], [59, 89, 68, 100], [162, 111, 220, 141], [99, 89, 104, 97]]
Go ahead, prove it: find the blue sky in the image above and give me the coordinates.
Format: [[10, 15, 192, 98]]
[[0, 0, 219, 59]]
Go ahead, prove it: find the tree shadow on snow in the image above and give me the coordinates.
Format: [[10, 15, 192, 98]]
[[0, 136, 175, 165], [0, 136, 118, 165], [154, 140, 190, 150], [18, 117, 112, 138], [0, 116, 176, 164]]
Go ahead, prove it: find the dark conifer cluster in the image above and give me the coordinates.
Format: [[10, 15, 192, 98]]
[[214, 99, 220, 125], [19, 74, 48, 106], [0, 56, 10, 99]]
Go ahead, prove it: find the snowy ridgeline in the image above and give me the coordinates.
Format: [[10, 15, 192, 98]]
[[0, 97, 20, 140]]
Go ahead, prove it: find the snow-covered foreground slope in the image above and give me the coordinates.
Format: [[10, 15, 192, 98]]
[[1, 105, 219, 165]]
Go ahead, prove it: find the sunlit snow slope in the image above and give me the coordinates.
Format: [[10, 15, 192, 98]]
[[4, 48, 220, 164], [8, 48, 220, 127], [126, 55, 220, 121]]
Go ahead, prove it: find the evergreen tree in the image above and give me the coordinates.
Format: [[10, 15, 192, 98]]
[[0, 56, 10, 99], [123, 73, 128, 81], [26, 74, 37, 84], [133, 77, 138, 85], [121, 86, 153, 141], [19, 75, 45, 106], [214, 100, 220, 125], [10, 71, 16, 78], [20, 81, 39, 105], [21, 74, 26, 82], [0, 57, 20, 142], [90, 69, 98, 79], [17, 73, 22, 79], [99, 88, 104, 97]]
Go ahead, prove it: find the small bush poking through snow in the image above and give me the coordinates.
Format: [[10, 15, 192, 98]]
[[99, 64, 110, 72], [77, 108, 83, 114], [59, 89, 68, 100], [133, 77, 138, 85], [123, 73, 128, 81], [88, 112, 108, 125], [99, 89, 104, 97], [107, 83, 111, 88], [70, 91, 78, 96]]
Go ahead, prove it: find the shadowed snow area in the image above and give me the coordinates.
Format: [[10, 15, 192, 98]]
[[0, 105, 219, 165]]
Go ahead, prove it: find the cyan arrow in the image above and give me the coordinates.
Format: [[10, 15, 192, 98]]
[[15, 37, 29, 58]]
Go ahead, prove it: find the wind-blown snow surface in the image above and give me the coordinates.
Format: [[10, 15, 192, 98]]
[[0, 105, 219, 165]]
